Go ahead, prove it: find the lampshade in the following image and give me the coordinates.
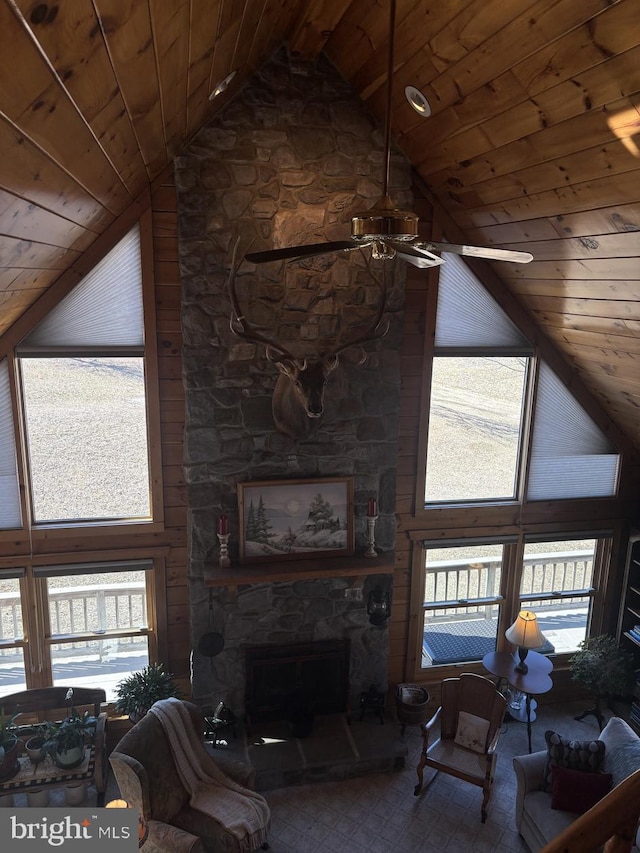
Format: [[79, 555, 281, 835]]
[[505, 610, 544, 650], [106, 799, 148, 847]]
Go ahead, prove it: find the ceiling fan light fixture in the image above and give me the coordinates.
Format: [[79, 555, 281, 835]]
[[351, 198, 419, 241], [405, 85, 431, 117], [209, 70, 237, 101]]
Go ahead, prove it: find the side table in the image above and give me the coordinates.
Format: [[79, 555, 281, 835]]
[[482, 650, 553, 753]]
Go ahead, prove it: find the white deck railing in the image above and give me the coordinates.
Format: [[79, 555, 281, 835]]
[[0, 583, 147, 662], [424, 549, 593, 620]]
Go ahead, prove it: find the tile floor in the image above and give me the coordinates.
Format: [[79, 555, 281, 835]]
[[255, 700, 603, 853], [97, 699, 606, 853]]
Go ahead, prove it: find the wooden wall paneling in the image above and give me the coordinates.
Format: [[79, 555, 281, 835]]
[[505, 231, 640, 262], [94, 0, 166, 179], [246, 0, 299, 74], [0, 235, 80, 270], [0, 4, 132, 212], [322, 0, 395, 82], [140, 201, 165, 530], [12, 0, 148, 199], [545, 326, 640, 357], [426, 115, 640, 211], [512, 0, 640, 96], [454, 170, 640, 230], [0, 190, 95, 251], [147, 0, 190, 158], [0, 117, 114, 230], [150, 167, 188, 685], [510, 280, 640, 300], [288, 0, 354, 59], [183, 0, 225, 135]]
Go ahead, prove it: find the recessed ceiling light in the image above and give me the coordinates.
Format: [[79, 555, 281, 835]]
[[209, 70, 237, 101], [405, 85, 431, 117]]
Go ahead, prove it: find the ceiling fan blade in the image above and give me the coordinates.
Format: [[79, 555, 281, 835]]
[[387, 241, 444, 269], [245, 240, 358, 264], [424, 241, 533, 264]]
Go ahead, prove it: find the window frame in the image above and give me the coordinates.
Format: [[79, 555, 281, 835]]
[[0, 211, 164, 540], [422, 350, 533, 507], [0, 556, 163, 698], [406, 530, 612, 682]]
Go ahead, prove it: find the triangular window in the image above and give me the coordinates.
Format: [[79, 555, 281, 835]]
[[527, 363, 619, 500], [23, 224, 143, 347], [435, 252, 529, 349]]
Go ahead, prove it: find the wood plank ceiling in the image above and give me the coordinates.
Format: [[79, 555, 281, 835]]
[[0, 0, 638, 449]]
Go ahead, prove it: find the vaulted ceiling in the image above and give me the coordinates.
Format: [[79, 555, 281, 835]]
[[1, 0, 639, 451]]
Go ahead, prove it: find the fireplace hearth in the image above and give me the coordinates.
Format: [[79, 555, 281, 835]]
[[245, 639, 350, 729]]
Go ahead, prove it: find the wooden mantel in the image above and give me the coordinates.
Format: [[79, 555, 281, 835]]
[[204, 552, 395, 587]]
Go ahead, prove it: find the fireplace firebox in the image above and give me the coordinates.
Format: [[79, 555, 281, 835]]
[[245, 639, 350, 727]]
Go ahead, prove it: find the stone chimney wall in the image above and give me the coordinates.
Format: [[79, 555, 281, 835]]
[[175, 50, 410, 715]]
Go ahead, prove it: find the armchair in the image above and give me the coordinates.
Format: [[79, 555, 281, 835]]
[[109, 700, 269, 853], [414, 672, 507, 822]]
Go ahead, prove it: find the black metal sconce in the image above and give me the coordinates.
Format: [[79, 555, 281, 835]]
[[367, 584, 390, 626]]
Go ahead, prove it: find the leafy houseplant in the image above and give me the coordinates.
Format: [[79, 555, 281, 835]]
[[0, 708, 21, 780], [570, 635, 636, 728], [25, 722, 49, 764], [44, 689, 97, 769], [115, 663, 182, 721]]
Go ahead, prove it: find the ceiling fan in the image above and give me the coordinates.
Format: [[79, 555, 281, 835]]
[[246, 0, 532, 270]]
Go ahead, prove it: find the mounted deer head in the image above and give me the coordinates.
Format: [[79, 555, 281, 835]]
[[228, 244, 389, 439]]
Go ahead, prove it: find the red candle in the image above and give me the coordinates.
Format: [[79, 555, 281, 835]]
[[218, 515, 229, 535], [367, 498, 377, 517]]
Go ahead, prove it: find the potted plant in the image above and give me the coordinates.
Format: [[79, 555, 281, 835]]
[[570, 634, 636, 729], [0, 708, 21, 780], [115, 663, 182, 722], [44, 689, 97, 769], [25, 723, 48, 764]]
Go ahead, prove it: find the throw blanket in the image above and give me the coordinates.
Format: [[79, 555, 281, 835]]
[[149, 698, 270, 853]]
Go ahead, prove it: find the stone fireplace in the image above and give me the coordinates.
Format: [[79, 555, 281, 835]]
[[245, 638, 350, 727], [175, 48, 410, 719]]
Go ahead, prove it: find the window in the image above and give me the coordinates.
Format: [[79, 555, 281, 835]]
[[519, 537, 602, 655], [527, 364, 620, 500], [0, 359, 21, 529], [25, 560, 155, 699], [20, 357, 150, 523], [0, 569, 27, 696], [420, 542, 507, 668], [425, 356, 528, 503], [15, 224, 153, 526]]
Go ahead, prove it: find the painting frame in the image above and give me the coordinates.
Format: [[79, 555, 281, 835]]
[[237, 477, 355, 563]]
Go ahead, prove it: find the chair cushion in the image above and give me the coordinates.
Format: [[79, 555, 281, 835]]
[[542, 730, 605, 791], [454, 711, 489, 753], [550, 765, 612, 814], [607, 741, 640, 787]]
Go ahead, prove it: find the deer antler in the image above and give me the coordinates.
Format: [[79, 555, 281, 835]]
[[228, 238, 295, 363], [325, 254, 390, 364]]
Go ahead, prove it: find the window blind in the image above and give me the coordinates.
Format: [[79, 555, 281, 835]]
[[33, 559, 154, 578], [21, 225, 144, 348], [435, 252, 531, 349], [0, 359, 22, 528], [0, 567, 25, 580], [527, 363, 620, 500]]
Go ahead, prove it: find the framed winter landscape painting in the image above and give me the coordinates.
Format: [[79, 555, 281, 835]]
[[237, 477, 354, 563]]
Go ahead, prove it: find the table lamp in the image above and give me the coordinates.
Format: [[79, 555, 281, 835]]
[[106, 799, 148, 847], [505, 610, 544, 674]]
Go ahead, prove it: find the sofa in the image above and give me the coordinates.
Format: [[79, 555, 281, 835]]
[[513, 715, 640, 852]]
